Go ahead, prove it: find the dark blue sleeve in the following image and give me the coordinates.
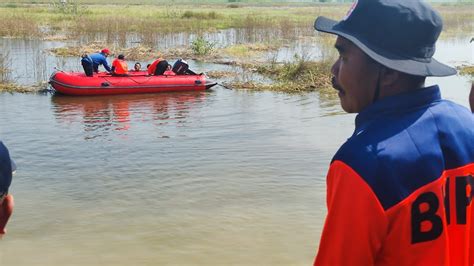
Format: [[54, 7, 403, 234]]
[[101, 57, 111, 72], [0, 142, 12, 193]]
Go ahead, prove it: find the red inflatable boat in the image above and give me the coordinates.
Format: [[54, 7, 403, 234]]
[[49, 71, 217, 96]]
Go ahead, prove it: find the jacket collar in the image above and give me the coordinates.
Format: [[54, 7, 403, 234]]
[[354, 85, 441, 136]]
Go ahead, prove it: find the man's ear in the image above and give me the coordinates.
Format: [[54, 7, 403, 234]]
[[0, 194, 14, 235], [380, 67, 400, 88]]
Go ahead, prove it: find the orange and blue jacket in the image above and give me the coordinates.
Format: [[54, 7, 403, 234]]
[[112, 59, 128, 75], [314, 86, 474, 266]]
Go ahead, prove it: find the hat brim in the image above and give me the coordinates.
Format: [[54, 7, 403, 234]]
[[314, 16, 456, 77], [11, 159, 16, 175]]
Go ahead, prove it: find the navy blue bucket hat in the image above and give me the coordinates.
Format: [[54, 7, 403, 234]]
[[314, 0, 456, 77]]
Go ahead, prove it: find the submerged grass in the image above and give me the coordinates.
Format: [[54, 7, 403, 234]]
[[222, 43, 278, 59], [228, 57, 333, 93], [0, 83, 47, 93], [48, 41, 278, 63], [207, 71, 238, 79]]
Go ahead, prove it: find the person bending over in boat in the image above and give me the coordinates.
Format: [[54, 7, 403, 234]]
[[80, 54, 94, 77], [82, 48, 112, 76], [147, 58, 169, 76], [0, 141, 15, 238], [111, 54, 129, 77]]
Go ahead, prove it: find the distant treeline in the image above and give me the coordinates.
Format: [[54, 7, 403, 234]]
[[0, 0, 471, 4]]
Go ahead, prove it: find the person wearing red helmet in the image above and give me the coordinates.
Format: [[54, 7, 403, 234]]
[[81, 48, 112, 76]]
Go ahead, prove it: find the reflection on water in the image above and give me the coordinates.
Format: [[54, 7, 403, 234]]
[[51, 92, 207, 140]]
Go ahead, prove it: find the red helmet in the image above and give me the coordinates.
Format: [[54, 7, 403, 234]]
[[101, 48, 110, 54]]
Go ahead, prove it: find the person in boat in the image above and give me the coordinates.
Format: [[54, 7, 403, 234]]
[[132, 62, 141, 72], [111, 54, 129, 77], [163, 64, 176, 76], [147, 58, 169, 76], [85, 48, 112, 75], [0, 141, 15, 237], [80, 54, 94, 77], [312, 0, 473, 265]]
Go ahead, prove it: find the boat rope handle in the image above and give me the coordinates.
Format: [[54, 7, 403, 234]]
[[129, 76, 154, 85], [102, 75, 156, 85]]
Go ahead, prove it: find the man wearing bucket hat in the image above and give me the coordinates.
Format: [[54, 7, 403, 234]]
[[313, 0, 473, 265], [0, 141, 14, 237]]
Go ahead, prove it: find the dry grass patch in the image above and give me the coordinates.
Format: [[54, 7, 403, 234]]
[[225, 58, 334, 93], [458, 65, 474, 77], [207, 71, 238, 79], [223, 43, 277, 58], [0, 82, 47, 93]]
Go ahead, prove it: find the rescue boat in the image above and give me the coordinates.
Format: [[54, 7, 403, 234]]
[[49, 71, 217, 96]]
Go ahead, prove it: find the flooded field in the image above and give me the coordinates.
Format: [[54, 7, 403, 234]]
[[0, 2, 472, 265]]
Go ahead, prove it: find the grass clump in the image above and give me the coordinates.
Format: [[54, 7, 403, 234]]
[[0, 83, 45, 93], [182, 10, 220, 19], [50, 0, 89, 16], [227, 57, 334, 93], [191, 36, 215, 56], [207, 71, 238, 79], [227, 4, 240, 8], [458, 65, 474, 77], [223, 43, 277, 58], [257, 55, 333, 87]]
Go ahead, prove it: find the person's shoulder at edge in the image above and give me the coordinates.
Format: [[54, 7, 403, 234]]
[[0, 141, 14, 237]]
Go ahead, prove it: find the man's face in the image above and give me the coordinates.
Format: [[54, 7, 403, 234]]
[[331, 37, 380, 113]]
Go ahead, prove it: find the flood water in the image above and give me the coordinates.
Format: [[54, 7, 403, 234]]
[[0, 31, 472, 265]]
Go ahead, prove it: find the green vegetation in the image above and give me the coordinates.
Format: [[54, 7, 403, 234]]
[[0, 2, 469, 42], [223, 43, 277, 58], [226, 56, 333, 92], [51, 0, 89, 16], [182, 10, 220, 19], [0, 1, 471, 93], [0, 3, 346, 41], [190, 36, 215, 56]]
